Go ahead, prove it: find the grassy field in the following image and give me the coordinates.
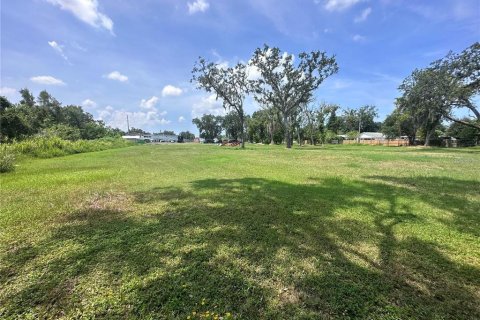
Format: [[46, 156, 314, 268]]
[[1, 143, 479, 319]]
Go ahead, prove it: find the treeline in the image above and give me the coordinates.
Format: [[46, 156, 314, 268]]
[[193, 102, 477, 146], [192, 43, 479, 148], [193, 104, 380, 144], [0, 89, 124, 142]]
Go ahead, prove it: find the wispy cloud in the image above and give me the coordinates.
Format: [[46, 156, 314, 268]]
[[82, 98, 97, 108], [323, 0, 361, 11], [46, 0, 114, 34], [188, 0, 209, 14], [354, 7, 371, 22], [178, 116, 185, 122], [48, 41, 70, 62], [30, 75, 66, 85], [352, 34, 366, 42]]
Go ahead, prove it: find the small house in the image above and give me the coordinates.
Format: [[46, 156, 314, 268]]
[[359, 132, 386, 140]]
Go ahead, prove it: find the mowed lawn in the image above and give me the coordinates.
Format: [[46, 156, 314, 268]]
[[1, 144, 479, 319]]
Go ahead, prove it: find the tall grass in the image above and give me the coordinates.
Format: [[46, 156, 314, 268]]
[[4, 136, 133, 159], [0, 145, 16, 172]]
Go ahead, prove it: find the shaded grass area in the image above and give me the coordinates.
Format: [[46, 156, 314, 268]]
[[1, 144, 479, 319]]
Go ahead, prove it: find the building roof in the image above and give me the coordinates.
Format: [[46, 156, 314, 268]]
[[359, 132, 386, 139]]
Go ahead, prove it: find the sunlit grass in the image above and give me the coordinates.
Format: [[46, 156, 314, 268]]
[[1, 143, 479, 319]]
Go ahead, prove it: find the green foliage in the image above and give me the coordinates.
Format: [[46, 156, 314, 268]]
[[392, 42, 480, 146], [381, 109, 416, 140], [0, 145, 15, 173], [223, 111, 243, 140], [192, 57, 249, 147], [179, 131, 196, 140], [447, 119, 480, 140], [192, 114, 224, 140], [42, 124, 82, 141], [251, 44, 338, 148], [5, 136, 133, 158], [128, 127, 148, 135], [341, 105, 379, 133], [347, 131, 359, 139], [247, 109, 283, 144], [0, 90, 124, 142]]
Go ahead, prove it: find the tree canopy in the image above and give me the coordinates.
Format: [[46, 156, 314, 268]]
[[0, 89, 123, 142], [250, 45, 339, 148]]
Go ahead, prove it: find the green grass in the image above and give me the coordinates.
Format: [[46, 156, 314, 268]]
[[1, 144, 479, 319]]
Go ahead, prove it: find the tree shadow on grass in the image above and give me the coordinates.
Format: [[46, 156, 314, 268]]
[[1, 177, 479, 319], [367, 175, 480, 237]]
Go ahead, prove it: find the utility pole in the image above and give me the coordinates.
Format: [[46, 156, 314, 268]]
[[127, 114, 130, 134]]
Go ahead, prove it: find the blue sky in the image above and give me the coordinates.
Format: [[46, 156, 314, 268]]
[[1, 0, 479, 133]]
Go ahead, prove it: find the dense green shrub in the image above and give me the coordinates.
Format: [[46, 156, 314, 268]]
[[0, 146, 15, 173], [5, 136, 133, 159]]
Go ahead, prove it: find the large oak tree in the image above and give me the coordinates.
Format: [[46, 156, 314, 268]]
[[250, 45, 338, 148], [192, 58, 249, 148]]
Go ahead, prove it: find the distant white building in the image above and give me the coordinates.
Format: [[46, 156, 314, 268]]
[[151, 134, 178, 142], [122, 133, 178, 143], [359, 132, 386, 140], [122, 135, 143, 142]]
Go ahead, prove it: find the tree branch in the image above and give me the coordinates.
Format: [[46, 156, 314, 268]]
[[444, 115, 480, 130]]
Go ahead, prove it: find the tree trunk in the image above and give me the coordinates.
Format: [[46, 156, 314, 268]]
[[284, 114, 292, 148], [270, 119, 274, 145], [297, 129, 301, 146], [240, 117, 245, 149], [424, 129, 433, 147]]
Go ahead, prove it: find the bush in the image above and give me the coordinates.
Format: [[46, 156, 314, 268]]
[[5, 136, 133, 159], [0, 146, 15, 173]]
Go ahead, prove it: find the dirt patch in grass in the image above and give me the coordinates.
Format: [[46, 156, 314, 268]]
[[77, 191, 133, 213]]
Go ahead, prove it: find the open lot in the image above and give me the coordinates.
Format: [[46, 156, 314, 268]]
[[1, 144, 479, 319]]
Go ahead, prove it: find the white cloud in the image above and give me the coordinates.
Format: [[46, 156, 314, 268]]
[[246, 63, 262, 81], [178, 116, 185, 122], [46, 0, 114, 33], [140, 96, 159, 109], [191, 94, 224, 118], [48, 41, 69, 61], [0, 87, 17, 97], [105, 71, 128, 82], [354, 7, 371, 22], [162, 85, 183, 97], [323, 0, 361, 11], [188, 0, 209, 14], [30, 75, 66, 85], [352, 34, 366, 42], [82, 98, 97, 108]]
